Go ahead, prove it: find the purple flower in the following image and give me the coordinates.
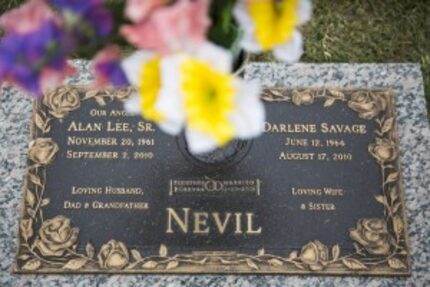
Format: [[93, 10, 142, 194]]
[[91, 45, 128, 88], [51, 0, 113, 37], [0, 21, 75, 97]]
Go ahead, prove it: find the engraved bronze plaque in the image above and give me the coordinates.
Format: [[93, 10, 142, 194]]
[[14, 86, 410, 275]]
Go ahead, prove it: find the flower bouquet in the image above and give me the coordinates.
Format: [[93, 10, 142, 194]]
[[0, 0, 311, 154]]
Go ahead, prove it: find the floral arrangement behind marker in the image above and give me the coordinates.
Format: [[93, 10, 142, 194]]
[[0, 0, 312, 153]]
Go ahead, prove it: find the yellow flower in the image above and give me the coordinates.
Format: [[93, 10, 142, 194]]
[[248, 0, 298, 50], [234, 0, 312, 62], [181, 58, 235, 146], [138, 56, 164, 122]]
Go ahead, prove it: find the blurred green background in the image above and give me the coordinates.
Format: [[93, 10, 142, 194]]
[[1, 0, 429, 113]]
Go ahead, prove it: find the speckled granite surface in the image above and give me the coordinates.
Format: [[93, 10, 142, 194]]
[[1, 62, 429, 286]]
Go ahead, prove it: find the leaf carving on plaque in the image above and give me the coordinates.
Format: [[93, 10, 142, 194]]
[[388, 258, 407, 270], [86, 242, 95, 259], [33, 111, 51, 134], [342, 258, 367, 270], [159, 244, 168, 257], [21, 259, 42, 271], [142, 260, 158, 269], [20, 219, 33, 241], [165, 260, 179, 270], [63, 258, 89, 270]]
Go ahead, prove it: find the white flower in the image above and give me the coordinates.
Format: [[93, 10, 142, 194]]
[[234, 0, 312, 62], [121, 43, 265, 154], [121, 50, 182, 134]]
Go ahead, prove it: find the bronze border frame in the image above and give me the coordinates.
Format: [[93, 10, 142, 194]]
[[13, 86, 411, 275]]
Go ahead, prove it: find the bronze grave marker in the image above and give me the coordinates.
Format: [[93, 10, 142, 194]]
[[14, 86, 410, 275]]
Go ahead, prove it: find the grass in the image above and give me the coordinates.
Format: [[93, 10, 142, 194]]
[[309, 0, 430, 113], [1, 0, 429, 113]]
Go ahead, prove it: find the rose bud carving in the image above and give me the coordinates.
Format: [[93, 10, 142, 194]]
[[349, 218, 391, 256], [35, 216, 79, 257], [114, 87, 133, 101], [98, 240, 130, 269], [292, 90, 314, 106], [368, 138, 397, 163], [28, 138, 59, 165], [299, 240, 329, 271]]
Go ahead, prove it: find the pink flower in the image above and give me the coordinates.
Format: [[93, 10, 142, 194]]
[[91, 45, 128, 88], [39, 63, 76, 94], [0, 0, 56, 34], [121, 0, 210, 54], [124, 0, 165, 23]]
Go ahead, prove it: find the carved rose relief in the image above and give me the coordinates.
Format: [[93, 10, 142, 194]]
[[43, 87, 80, 119], [28, 138, 59, 165], [368, 138, 397, 163], [98, 240, 130, 269], [34, 216, 79, 257], [349, 218, 391, 256], [299, 240, 329, 271], [348, 91, 386, 119]]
